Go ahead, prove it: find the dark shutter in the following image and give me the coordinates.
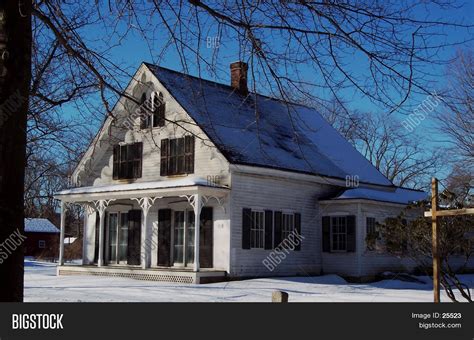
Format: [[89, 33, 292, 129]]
[[294, 213, 301, 251], [177, 138, 185, 174], [127, 209, 142, 265], [133, 142, 143, 178], [273, 211, 282, 248], [264, 210, 273, 250], [242, 208, 251, 249], [112, 145, 119, 179], [200, 207, 213, 268], [184, 135, 195, 173], [346, 215, 356, 252], [94, 212, 100, 263], [139, 93, 148, 129], [94, 212, 107, 264], [158, 103, 165, 127], [157, 209, 172, 266], [160, 139, 169, 176], [322, 216, 330, 252], [119, 144, 127, 179], [127, 144, 135, 179], [154, 93, 165, 127]]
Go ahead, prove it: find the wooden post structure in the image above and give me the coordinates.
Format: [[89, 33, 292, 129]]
[[431, 178, 440, 303], [424, 178, 474, 303], [272, 290, 289, 303]]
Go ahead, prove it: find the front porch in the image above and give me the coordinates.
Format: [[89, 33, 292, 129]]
[[54, 178, 230, 284], [57, 264, 227, 284]]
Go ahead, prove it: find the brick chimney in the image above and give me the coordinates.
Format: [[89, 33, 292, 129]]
[[230, 61, 248, 95]]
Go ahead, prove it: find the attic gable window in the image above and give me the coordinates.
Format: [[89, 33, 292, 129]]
[[140, 92, 165, 129], [160, 136, 194, 176], [113, 142, 143, 180]]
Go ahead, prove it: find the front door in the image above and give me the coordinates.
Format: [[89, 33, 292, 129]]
[[127, 209, 142, 265], [199, 207, 213, 268], [106, 212, 129, 264], [173, 211, 185, 265], [172, 210, 195, 267]]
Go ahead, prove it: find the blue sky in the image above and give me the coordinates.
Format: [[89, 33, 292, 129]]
[[61, 1, 474, 182]]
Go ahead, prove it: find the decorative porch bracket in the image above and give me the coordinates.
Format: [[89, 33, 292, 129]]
[[90, 199, 116, 267], [180, 194, 227, 213], [131, 196, 162, 269], [204, 195, 227, 213]]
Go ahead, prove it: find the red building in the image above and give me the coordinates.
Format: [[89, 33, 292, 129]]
[[24, 218, 60, 259]]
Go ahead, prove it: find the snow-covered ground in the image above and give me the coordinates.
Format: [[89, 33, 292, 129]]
[[24, 260, 474, 302]]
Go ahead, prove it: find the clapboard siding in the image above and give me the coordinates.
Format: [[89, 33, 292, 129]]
[[229, 171, 335, 277], [75, 65, 230, 187], [318, 201, 421, 277], [358, 203, 418, 276]]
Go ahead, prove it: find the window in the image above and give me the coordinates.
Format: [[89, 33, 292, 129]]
[[160, 136, 195, 176], [113, 142, 143, 180], [366, 217, 376, 251], [331, 216, 347, 252], [281, 213, 295, 241], [38, 240, 46, 249], [108, 213, 118, 262], [140, 92, 165, 129], [250, 211, 265, 249]]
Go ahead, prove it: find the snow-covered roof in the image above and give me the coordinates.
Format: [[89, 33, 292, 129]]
[[24, 218, 60, 233], [146, 64, 393, 187], [325, 187, 428, 205], [56, 177, 225, 196]]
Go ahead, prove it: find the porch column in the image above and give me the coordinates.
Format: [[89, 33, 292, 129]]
[[93, 199, 115, 267], [82, 204, 96, 265], [132, 197, 159, 269], [58, 201, 67, 266], [193, 193, 202, 272], [97, 206, 105, 267]]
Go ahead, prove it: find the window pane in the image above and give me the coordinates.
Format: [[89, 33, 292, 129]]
[[119, 213, 128, 261], [250, 211, 264, 249], [173, 211, 184, 264], [108, 214, 118, 262], [186, 211, 195, 264], [120, 145, 128, 162], [331, 216, 347, 251]]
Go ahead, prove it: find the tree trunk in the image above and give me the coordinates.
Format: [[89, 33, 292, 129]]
[[0, 0, 32, 302]]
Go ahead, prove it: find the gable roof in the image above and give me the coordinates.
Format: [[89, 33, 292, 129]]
[[146, 63, 393, 187], [24, 218, 60, 233]]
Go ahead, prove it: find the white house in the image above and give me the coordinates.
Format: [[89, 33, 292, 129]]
[[54, 61, 429, 283]]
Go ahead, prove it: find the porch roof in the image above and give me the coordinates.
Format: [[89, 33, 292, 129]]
[[320, 187, 427, 205], [54, 177, 229, 202]]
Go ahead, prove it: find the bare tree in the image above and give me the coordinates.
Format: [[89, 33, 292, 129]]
[[320, 107, 444, 189], [1, 0, 472, 301], [437, 50, 474, 161], [376, 204, 474, 302]]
